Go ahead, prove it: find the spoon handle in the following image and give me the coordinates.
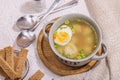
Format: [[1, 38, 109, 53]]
[[41, 0, 60, 20], [38, 0, 78, 19], [31, 0, 61, 31], [50, 0, 78, 14]]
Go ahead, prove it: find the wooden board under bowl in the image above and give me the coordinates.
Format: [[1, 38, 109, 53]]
[[37, 18, 102, 76]]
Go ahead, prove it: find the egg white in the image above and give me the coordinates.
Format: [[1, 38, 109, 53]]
[[54, 25, 72, 46]]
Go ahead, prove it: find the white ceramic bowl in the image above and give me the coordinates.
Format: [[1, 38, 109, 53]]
[[43, 13, 107, 67]]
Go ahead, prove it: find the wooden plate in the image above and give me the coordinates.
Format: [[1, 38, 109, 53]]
[[37, 18, 102, 76]]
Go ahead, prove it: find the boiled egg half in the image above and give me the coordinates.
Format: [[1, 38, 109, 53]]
[[53, 25, 72, 46]]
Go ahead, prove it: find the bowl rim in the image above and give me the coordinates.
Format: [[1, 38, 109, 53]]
[[49, 13, 102, 62]]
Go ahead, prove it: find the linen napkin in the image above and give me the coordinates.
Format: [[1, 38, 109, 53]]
[[56, 0, 120, 80]]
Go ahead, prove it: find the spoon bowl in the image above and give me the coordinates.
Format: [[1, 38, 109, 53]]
[[16, 15, 38, 30], [16, 30, 36, 48]]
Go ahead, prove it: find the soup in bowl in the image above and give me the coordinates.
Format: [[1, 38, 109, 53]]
[[53, 18, 98, 60], [43, 13, 107, 67]]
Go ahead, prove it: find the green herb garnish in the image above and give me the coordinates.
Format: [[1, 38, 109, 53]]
[[94, 45, 97, 48], [69, 25, 73, 29], [60, 25, 68, 30], [76, 55, 82, 59], [76, 19, 82, 23], [54, 44, 59, 48], [71, 28, 75, 33], [69, 25, 75, 33], [62, 53, 71, 58], [76, 50, 86, 59], [64, 20, 70, 24], [65, 54, 71, 58]]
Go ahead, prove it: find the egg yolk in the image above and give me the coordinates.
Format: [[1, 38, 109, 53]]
[[54, 32, 69, 43]]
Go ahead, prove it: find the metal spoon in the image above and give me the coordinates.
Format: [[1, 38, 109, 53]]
[[16, 0, 60, 48], [16, 0, 78, 48], [16, 0, 78, 30], [38, 0, 78, 19]]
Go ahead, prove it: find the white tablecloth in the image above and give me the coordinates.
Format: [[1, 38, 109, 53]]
[[0, 0, 89, 80]]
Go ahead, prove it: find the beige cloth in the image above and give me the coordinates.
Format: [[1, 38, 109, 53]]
[[56, 0, 120, 80]]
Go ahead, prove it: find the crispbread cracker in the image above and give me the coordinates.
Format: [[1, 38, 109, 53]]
[[15, 48, 28, 78], [28, 70, 44, 80], [0, 47, 28, 80], [4, 46, 14, 80], [0, 57, 19, 79], [5, 56, 18, 80], [0, 65, 7, 78], [0, 49, 7, 77], [14, 56, 18, 70], [0, 49, 5, 59], [5, 46, 14, 68]]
